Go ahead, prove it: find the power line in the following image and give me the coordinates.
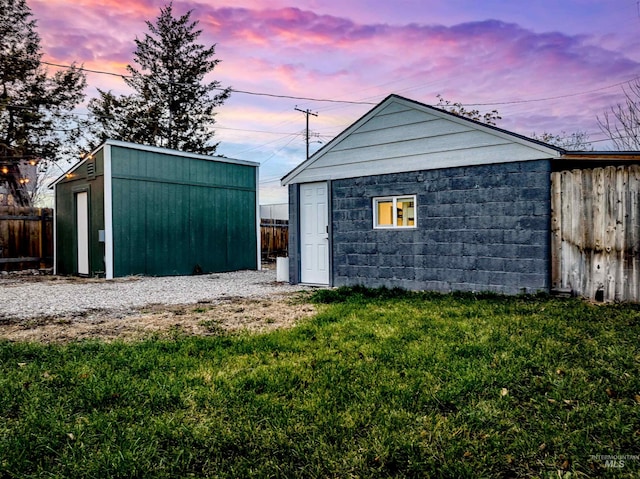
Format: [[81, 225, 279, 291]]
[[2, 101, 304, 136], [258, 178, 283, 184], [260, 135, 300, 168], [36, 56, 640, 110], [41, 60, 640, 109], [215, 125, 300, 135], [34, 59, 640, 156], [463, 76, 640, 107], [224, 88, 375, 105], [42, 61, 128, 78], [230, 132, 299, 156], [40, 60, 376, 105]]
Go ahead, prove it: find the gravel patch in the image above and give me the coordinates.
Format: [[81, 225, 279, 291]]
[[0, 269, 312, 320]]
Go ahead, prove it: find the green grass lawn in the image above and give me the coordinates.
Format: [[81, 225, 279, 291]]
[[1, 288, 639, 478]]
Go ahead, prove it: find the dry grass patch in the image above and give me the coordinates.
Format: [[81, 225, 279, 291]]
[[0, 293, 316, 343]]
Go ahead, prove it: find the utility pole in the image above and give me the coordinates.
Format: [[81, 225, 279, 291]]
[[295, 107, 318, 160]]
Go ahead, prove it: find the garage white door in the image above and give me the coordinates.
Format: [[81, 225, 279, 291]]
[[300, 182, 329, 284], [76, 191, 89, 276]]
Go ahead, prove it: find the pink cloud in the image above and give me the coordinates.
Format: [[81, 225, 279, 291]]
[[32, 3, 639, 93], [25, 0, 640, 169], [204, 8, 639, 94]]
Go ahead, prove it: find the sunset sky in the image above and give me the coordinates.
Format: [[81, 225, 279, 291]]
[[29, 0, 640, 203]]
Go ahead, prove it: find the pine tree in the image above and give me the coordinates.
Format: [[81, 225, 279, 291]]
[[89, 3, 230, 154], [0, 0, 86, 206]]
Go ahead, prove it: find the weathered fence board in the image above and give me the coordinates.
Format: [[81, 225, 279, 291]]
[[0, 206, 53, 271], [551, 165, 640, 302], [261, 219, 288, 261]]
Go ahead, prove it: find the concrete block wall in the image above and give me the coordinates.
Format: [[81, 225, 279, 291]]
[[331, 160, 552, 294]]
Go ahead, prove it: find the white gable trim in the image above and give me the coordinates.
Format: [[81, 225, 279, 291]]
[[281, 100, 387, 186], [281, 94, 562, 186]]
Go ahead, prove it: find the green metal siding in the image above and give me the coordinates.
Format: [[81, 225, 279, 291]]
[[110, 146, 257, 277], [55, 151, 105, 276]]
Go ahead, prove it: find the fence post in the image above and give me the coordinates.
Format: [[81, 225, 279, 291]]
[[39, 208, 45, 269], [259, 218, 289, 261]]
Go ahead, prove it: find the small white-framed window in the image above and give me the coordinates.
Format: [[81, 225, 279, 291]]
[[373, 195, 417, 229]]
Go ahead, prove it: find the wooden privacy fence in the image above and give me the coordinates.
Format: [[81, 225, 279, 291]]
[[261, 219, 288, 261], [551, 165, 640, 302], [0, 206, 53, 271]]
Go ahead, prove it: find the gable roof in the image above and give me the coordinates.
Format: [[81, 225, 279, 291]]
[[281, 94, 564, 186], [52, 139, 258, 187]]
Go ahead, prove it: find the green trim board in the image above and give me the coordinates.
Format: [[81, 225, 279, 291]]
[[110, 174, 256, 192]]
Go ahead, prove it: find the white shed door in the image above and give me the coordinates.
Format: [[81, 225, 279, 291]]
[[76, 191, 89, 276], [300, 182, 329, 285]]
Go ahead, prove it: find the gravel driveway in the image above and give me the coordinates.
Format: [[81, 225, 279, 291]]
[[0, 269, 309, 320]]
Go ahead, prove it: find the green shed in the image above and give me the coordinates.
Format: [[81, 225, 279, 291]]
[[53, 140, 259, 278]]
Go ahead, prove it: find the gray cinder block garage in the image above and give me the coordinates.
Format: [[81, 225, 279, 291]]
[[282, 94, 640, 301]]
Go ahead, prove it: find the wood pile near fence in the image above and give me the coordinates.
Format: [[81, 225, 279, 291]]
[[0, 206, 53, 271], [551, 165, 640, 302], [261, 219, 288, 261]]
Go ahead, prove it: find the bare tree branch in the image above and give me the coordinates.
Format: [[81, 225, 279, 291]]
[[597, 80, 640, 150]]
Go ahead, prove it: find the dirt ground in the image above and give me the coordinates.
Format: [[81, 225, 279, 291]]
[[0, 293, 317, 343]]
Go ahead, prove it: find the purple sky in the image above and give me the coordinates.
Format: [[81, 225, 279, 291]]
[[30, 0, 640, 203]]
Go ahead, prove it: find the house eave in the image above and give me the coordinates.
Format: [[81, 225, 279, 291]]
[[281, 93, 564, 186], [50, 145, 104, 188], [51, 139, 259, 188], [102, 139, 259, 167], [560, 151, 640, 161]]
